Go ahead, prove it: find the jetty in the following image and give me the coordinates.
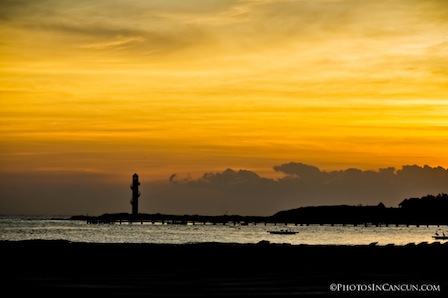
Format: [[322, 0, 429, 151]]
[[70, 210, 448, 227], [72, 176, 448, 227], [73, 213, 271, 225]]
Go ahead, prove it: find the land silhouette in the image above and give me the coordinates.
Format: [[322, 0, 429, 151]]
[[72, 193, 448, 226], [272, 193, 448, 226]]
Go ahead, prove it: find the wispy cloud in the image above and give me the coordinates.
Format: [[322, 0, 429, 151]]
[[1, 1, 448, 216], [3, 0, 448, 65], [79, 35, 145, 49]]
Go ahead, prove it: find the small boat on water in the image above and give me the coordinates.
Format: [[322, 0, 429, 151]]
[[268, 229, 298, 235], [432, 230, 448, 240], [433, 235, 448, 240]]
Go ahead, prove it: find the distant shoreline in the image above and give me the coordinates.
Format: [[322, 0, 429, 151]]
[[70, 208, 448, 226], [67, 195, 448, 226]]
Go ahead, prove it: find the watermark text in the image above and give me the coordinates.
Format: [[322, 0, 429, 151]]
[[330, 283, 441, 293]]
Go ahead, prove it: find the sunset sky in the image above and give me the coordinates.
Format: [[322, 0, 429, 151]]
[[1, 0, 448, 215]]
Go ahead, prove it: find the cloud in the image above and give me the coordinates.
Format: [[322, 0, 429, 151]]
[[0, 0, 214, 58], [273, 162, 321, 178], [157, 162, 448, 215], [3, 0, 447, 68], [190, 168, 267, 187], [2, 162, 448, 216]]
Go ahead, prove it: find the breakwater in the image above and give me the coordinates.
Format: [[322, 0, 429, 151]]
[[72, 206, 448, 226]]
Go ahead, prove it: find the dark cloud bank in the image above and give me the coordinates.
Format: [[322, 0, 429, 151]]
[[2, 162, 448, 216], [151, 162, 448, 216]]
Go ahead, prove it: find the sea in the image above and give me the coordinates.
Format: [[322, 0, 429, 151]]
[[0, 215, 446, 246]]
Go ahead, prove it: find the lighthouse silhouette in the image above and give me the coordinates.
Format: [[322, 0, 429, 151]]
[[130, 173, 140, 215]]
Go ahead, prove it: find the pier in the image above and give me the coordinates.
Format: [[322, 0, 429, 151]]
[[72, 175, 448, 227], [71, 213, 448, 227]]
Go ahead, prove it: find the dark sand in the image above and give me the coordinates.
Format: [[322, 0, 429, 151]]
[[1, 240, 447, 297]]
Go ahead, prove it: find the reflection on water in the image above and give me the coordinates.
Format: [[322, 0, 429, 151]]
[[0, 216, 446, 245]]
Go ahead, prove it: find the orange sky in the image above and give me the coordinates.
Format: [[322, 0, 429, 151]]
[[1, 1, 448, 215]]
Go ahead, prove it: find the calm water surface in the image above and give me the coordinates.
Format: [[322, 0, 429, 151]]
[[1, 216, 446, 245]]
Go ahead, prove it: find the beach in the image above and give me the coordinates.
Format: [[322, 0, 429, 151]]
[[1, 240, 446, 297]]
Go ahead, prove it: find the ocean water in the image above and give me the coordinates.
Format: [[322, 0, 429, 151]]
[[0, 216, 446, 245]]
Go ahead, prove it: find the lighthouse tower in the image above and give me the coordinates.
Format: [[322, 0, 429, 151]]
[[130, 173, 140, 215]]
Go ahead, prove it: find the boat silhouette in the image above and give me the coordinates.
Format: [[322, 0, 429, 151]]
[[267, 228, 298, 235], [432, 230, 448, 240]]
